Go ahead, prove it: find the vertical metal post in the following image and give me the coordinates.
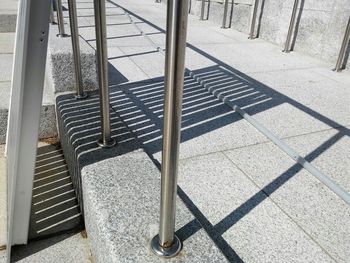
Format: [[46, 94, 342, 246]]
[[222, 0, 230, 28], [94, 0, 116, 148], [68, 0, 87, 99], [50, 0, 56, 24], [151, 0, 189, 258], [248, 0, 259, 39], [6, 0, 50, 253], [200, 0, 205, 20], [283, 0, 299, 52], [334, 17, 350, 71], [56, 0, 67, 37]]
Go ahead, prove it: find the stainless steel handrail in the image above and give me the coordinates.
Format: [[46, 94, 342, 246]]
[[151, 0, 189, 258], [56, 0, 68, 37], [50, 0, 56, 24], [283, 0, 299, 52], [334, 17, 350, 71], [94, 0, 116, 148], [200, 0, 206, 20], [222, 0, 230, 28], [248, 0, 259, 39], [68, 0, 87, 99]]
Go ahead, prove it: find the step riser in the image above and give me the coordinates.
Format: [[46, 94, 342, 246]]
[[0, 105, 57, 144], [46, 26, 98, 94], [0, 14, 16, 32]]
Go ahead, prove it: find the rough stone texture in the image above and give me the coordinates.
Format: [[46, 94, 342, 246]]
[[0, 0, 18, 32], [82, 150, 228, 263], [0, 31, 57, 143], [224, 142, 350, 262], [54, 1, 350, 262], [191, 0, 350, 68], [178, 152, 334, 263], [46, 25, 98, 93], [11, 232, 92, 263], [0, 82, 57, 144]]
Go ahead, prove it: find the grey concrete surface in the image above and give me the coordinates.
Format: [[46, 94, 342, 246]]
[[0, 31, 57, 143], [190, 0, 350, 68], [178, 152, 335, 262], [82, 150, 228, 263], [45, 25, 98, 93], [54, 0, 350, 262], [224, 140, 350, 262], [28, 142, 83, 240], [11, 232, 92, 263], [0, 0, 18, 32]]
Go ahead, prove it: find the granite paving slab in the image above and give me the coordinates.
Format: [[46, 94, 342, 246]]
[[224, 141, 350, 262]]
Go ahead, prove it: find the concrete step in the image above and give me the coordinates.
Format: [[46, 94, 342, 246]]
[[28, 142, 84, 241], [11, 231, 92, 263], [0, 141, 85, 262], [0, 0, 18, 32], [0, 32, 57, 144]]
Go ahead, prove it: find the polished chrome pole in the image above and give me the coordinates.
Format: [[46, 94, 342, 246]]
[[283, 0, 299, 52], [50, 0, 56, 24], [68, 0, 87, 99], [94, 0, 116, 148], [200, 0, 205, 20], [222, 0, 230, 28], [151, 0, 189, 258], [248, 0, 259, 39], [334, 17, 350, 71], [56, 0, 67, 37]]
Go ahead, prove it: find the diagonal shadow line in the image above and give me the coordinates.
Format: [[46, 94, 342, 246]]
[[145, 156, 244, 263], [85, 31, 161, 42], [108, 49, 159, 60], [108, 0, 350, 137], [173, 130, 344, 258], [214, 130, 344, 235]]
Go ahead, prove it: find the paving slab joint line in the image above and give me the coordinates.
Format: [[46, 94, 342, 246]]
[[219, 151, 340, 262], [105, 0, 350, 205], [189, 70, 350, 206]]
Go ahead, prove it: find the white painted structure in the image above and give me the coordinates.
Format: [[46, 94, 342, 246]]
[[6, 0, 50, 259]]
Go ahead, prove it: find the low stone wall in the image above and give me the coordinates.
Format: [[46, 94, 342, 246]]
[[189, 0, 350, 68]]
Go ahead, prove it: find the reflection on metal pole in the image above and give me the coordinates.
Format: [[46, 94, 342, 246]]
[[68, 0, 87, 99], [200, 0, 206, 20], [333, 17, 350, 72], [222, 0, 230, 29], [94, 0, 116, 148], [50, 0, 56, 24], [151, 0, 189, 258], [283, 0, 299, 52], [248, 0, 259, 39], [56, 0, 68, 37]]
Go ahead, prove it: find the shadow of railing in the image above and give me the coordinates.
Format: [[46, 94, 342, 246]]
[[28, 144, 83, 241], [55, 1, 349, 261]]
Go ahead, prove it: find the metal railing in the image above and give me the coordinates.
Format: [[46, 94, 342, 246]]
[[283, 0, 299, 52], [56, 0, 68, 37], [151, 0, 189, 258], [50, 0, 56, 24], [221, 0, 230, 29], [93, 0, 116, 148], [200, 0, 206, 20], [248, 0, 259, 39], [67, 0, 87, 99], [334, 17, 350, 71]]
